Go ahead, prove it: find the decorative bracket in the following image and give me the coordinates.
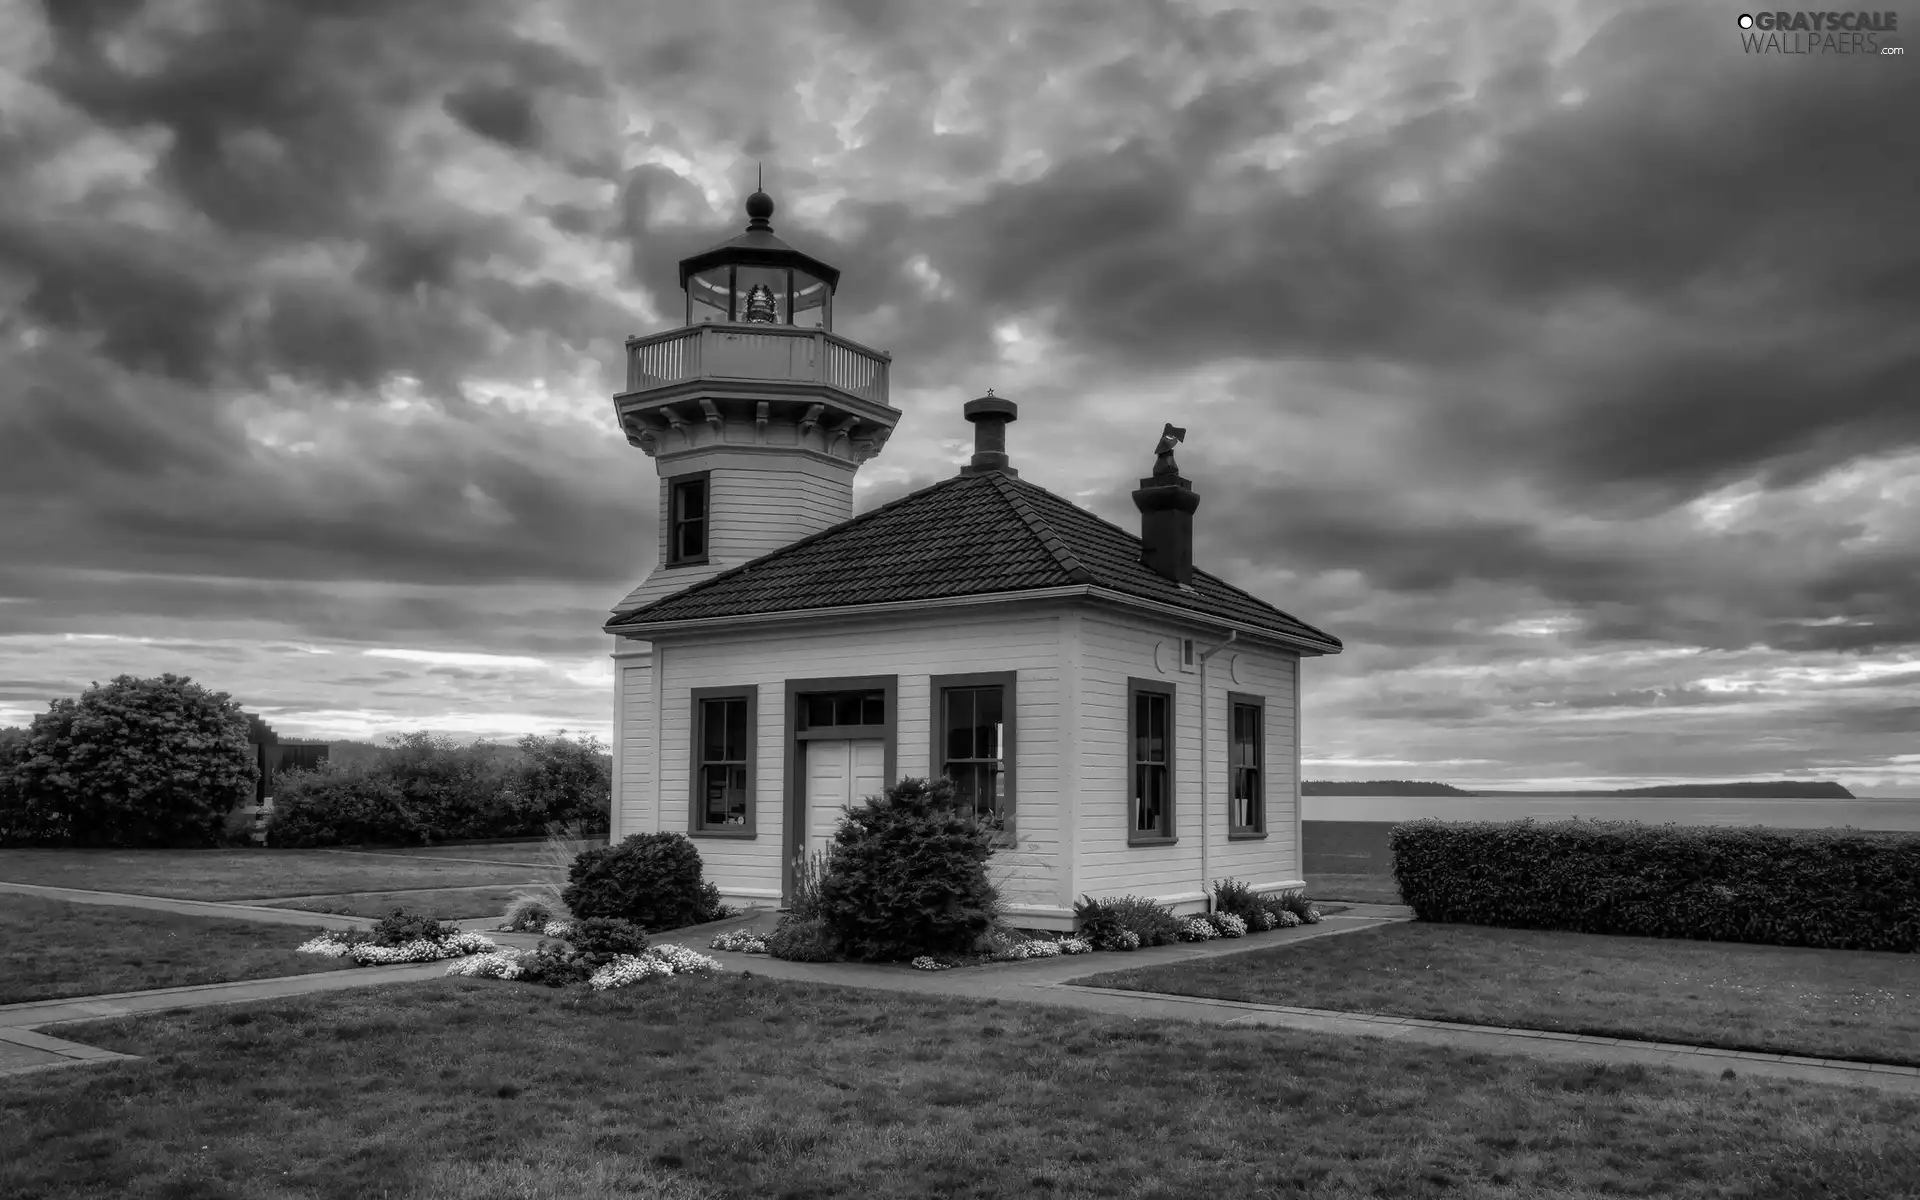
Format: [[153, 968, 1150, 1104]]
[[798, 403, 825, 438], [755, 401, 769, 444], [699, 398, 725, 440]]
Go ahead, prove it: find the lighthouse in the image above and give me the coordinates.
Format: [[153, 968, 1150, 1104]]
[[609, 180, 902, 614]]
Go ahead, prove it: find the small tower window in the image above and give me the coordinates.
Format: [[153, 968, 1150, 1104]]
[[669, 473, 709, 565]]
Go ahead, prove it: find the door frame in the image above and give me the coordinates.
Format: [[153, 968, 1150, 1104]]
[[782, 674, 897, 906]]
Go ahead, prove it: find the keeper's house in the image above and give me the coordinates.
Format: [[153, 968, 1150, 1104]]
[[604, 185, 1341, 929]]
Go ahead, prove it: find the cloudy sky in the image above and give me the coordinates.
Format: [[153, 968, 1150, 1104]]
[[1, 0, 1914, 795]]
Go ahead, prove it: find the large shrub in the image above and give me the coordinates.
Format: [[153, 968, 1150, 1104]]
[[5, 674, 255, 847], [510, 731, 612, 835], [817, 776, 999, 962], [264, 731, 549, 847], [265, 758, 414, 847], [382, 731, 537, 842], [1392, 817, 1920, 953], [562, 831, 724, 932], [0, 725, 34, 844]]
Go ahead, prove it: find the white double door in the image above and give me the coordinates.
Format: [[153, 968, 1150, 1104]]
[[801, 738, 886, 867]]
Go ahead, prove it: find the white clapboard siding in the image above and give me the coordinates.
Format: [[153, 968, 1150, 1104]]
[[1071, 613, 1303, 910], [646, 606, 1068, 913], [614, 655, 654, 841]]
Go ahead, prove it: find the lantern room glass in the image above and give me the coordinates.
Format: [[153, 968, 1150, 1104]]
[[791, 268, 831, 330], [733, 265, 788, 323], [687, 266, 731, 325]]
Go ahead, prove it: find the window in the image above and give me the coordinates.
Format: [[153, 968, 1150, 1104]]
[[690, 686, 755, 835], [796, 690, 885, 731], [931, 672, 1016, 844], [1229, 693, 1265, 836], [1128, 678, 1175, 843], [668, 473, 708, 565]]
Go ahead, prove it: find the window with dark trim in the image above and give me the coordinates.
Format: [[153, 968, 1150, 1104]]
[[668, 474, 709, 565], [1128, 677, 1175, 844], [931, 672, 1016, 845], [690, 686, 755, 835], [1229, 692, 1265, 837]]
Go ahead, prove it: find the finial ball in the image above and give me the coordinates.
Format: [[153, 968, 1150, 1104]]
[[745, 190, 775, 222]]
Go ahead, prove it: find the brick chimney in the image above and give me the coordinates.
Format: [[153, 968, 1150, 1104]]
[[960, 390, 1019, 478], [1132, 423, 1198, 584]]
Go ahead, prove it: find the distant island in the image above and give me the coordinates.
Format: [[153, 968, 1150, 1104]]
[[1304, 779, 1856, 799], [1304, 781, 1477, 796]]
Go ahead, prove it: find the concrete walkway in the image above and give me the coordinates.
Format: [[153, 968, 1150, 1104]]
[[6, 885, 1917, 1096]]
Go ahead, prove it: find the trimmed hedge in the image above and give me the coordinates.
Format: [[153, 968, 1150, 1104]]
[[818, 776, 999, 962], [1390, 817, 1920, 952], [562, 832, 724, 932]]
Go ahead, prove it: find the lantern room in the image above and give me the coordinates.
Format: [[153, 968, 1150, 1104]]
[[678, 184, 840, 330]]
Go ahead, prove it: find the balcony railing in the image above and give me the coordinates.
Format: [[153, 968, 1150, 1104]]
[[625, 324, 892, 408]]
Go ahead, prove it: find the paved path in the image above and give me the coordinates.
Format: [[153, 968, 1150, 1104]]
[[2, 881, 379, 931], [6, 886, 1916, 1096]]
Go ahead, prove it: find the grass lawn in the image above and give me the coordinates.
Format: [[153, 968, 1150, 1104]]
[[1303, 872, 1403, 904], [0, 848, 555, 901], [4, 977, 1917, 1199], [363, 841, 606, 866], [255, 885, 534, 921], [0, 895, 354, 1005], [1075, 920, 1920, 1067]]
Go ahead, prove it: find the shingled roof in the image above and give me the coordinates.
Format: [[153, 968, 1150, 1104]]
[[605, 470, 1341, 652]]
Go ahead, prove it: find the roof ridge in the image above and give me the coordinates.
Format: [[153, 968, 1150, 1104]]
[[1005, 476, 1340, 645], [609, 473, 977, 626], [983, 472, 1094, 584]]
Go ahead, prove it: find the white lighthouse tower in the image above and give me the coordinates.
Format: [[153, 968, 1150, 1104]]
[[609, 180, 902, 614]]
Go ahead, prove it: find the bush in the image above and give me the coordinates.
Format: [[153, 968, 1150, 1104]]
[[1102, 895, 1183, 947], [501, 895, 553, 932], [517, 943, 593, 987], [265, 758, 415, 848], [3, 674, 256, 847], [1074, 895, 1177, 950], [1212, 878, 1261, 921], [510, 731, 612, 836], [565, 916, 650, 967], [789, 847, 834, 921], [1073, 895, 1126, 949], [562, 831, 724, 932], [765, 914, 841, 963], [816, 776, 999, 962], [1204, 911, 1248, 938], [1391, 817, 1920, 952], [371, 908, 460, 946]]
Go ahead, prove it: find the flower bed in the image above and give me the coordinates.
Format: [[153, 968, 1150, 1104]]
[[699, 883, 1325, 970], [295, 929, 498, 966]]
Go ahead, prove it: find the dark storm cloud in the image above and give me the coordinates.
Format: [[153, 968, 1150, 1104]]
[[836, 5, 1918, 509], [445, 84, 543, 149]]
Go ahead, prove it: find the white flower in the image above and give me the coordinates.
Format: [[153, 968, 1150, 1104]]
[[1277, 910, 1302, 928], [445, 950, 526, 980], [1212, 913, 1248, 938], [1057, 937, 1093, 955], [709, 930, 769, 954], [542, 921, 575, 939], [647, 944, 722, 974], [1022, 940, 1062, 958], [911, 956, 949, 971], [440, 931, 499, 955], [1178, 917, 1217, 941], [1302, 905, 1322, 924], [295, 935, 356, 957], [588, 954, 672, 990], [345, 933, 498, 966]]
